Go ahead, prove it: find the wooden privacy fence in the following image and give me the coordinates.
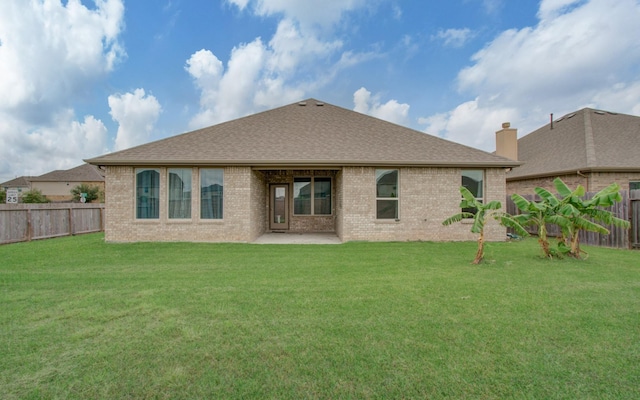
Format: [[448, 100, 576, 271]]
[[506, 190, 640, 250], [0, 203, 104, 245]]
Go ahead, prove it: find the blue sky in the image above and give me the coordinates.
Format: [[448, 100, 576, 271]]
[[1, 0, 640, 183]]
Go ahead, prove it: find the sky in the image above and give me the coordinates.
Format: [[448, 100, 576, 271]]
[[1, 0, 640, 183]]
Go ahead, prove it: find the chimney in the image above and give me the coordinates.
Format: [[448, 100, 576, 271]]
[[495, 122, 518, 161]]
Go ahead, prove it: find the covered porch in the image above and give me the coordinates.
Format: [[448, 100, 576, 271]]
[[254, 168, 340, 235]]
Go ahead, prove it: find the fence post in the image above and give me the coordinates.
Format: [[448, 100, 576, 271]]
[[69, 207, 74, 236], [26, 208, 32, 242]]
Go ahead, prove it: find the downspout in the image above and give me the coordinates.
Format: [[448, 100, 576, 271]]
[[576, 170, 589, 192]]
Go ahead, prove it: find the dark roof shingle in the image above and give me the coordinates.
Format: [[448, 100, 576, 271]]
[[87, 99, 519, 168], [508, 108, 640, 179], [32, 164, 105, 182]]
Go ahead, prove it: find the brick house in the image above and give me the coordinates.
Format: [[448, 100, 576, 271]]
[[1, 164, 105, 202], [86, 99, 518, 243], [29, 164, 105, 202], [495, 108, 640, 195]]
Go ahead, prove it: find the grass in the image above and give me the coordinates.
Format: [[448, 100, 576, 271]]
[[1, 234, 639, 399]]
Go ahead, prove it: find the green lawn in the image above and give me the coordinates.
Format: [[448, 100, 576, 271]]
[[1, 234, 639, 399]]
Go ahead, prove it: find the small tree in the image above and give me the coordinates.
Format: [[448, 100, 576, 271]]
[[552, 179, 629, 258], [511, 186, 563, 258], [22, 189, 50, 203], [0, 190, 5, 203], [71, 184, 102, 203], [512, 178, 630, 259], [443, 187, 528, 264]]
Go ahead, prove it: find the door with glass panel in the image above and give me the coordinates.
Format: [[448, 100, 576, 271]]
[[270, 184, 289, 230]]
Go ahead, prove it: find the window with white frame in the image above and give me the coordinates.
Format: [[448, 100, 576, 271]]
[[293, 177, 332, 215], [168, 168, 192, 219], [200, 169, 224, 219], [376, 169, 399, 219], [461, 169, 484, 215], [136, 169, 160, 219]]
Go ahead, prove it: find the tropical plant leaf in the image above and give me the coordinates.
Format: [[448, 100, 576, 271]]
[[498, 215, 529, 237], [511, 194, 530, 211], [442, 213, 473, 226], [460, 186, 478, 204], [553, 178, 573, 198], [534, 187, 559, 207], [572, 217, 610, 234]]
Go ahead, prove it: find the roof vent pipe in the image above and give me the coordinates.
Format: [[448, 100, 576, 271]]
[[550, 113, 553, 130]]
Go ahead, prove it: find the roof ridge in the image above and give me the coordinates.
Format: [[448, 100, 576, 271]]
[[582, 109, 597, 167]]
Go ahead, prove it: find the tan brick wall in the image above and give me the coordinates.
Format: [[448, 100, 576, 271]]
[[588, 172, 640, 192], [105, 165, 508, 243], [249, 170, 267, 240], [335, 169, 344, 239], [339, 167, 506, 242], [507, 171, 640, 195], [105, 166, 257, 242], [506, 174, 588, 195]]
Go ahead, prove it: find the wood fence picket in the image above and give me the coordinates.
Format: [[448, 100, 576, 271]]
[[0, 203, 104, 245]]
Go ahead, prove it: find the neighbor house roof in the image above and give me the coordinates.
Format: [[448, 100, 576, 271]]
[[31, 164, 105, 182], [86, 99, 519, 168], [1, 176, 34, 188], [508, 108, 640, 180]]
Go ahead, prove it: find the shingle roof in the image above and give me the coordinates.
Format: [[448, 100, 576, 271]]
[[86, 99, 519, 168], [32, 164, 105, 182], [508, 108, 640, 180], [1, 176, 33, 187]]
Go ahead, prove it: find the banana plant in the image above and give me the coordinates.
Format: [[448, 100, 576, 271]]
[[443, 186, 528, 264], [510, 189, 558, 258], [552, 179, 629, 258]]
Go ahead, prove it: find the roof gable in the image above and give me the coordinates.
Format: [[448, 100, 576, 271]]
[[508, 108, 640, 179], [87, 99, 518, 168]]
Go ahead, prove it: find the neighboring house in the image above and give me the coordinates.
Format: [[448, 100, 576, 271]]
[[0, 176, 34, 198], [86, 98, 519, 243], [29, 164, 105, 202], [495, 108, 640, 195]]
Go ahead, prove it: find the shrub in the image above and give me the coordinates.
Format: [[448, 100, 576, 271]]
[[71, 184, 102, 203], [22, 189, 50, 203]]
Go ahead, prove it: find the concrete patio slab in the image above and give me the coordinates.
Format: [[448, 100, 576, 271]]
[[253, 232, 342, 244]]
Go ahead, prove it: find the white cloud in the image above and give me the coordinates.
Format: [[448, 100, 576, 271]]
[[538, 0, 584, 20], [481, 0, 504, 14], [226, 0, 250, 11], [185, 16, 366, 129], [109, 89, 162, 151], [267, 19, 342, 74], [0, 0, 125, 117], [0, 0, 125, 182], [0, 110, 109, 181], [353, 87, 410, 126], [234, 0, 367, 31], [420, 98, 519, 150], [186, 39, 278, 128], [420, 0, 640, 151], [186, 1, 388, 129], [433, 28, 475, 48]]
